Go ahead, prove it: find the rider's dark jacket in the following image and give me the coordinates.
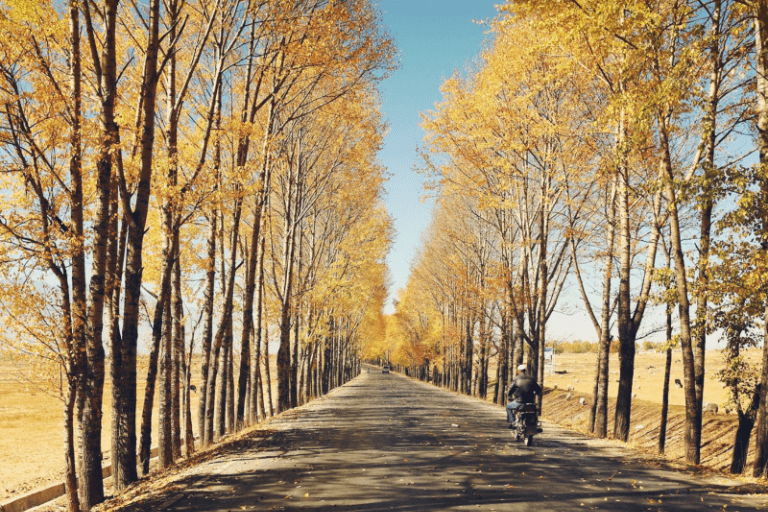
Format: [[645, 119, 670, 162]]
[[508, 374, 542, 403]]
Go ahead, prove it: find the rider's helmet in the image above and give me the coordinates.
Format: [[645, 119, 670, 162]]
[[517, 364, 527, 372]]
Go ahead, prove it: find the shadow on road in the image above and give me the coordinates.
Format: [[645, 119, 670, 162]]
[[119, 369, 767, 512]]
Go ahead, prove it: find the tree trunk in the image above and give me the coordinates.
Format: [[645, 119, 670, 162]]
[[199, 214, 217, 446], [108, 172, 129, 489], [172, 247, 184, 458], [226, 333, 235, 431], [217, 337, 229, 436], [116, 0, 162, 485], [659, 340, 672, 454], [139, 229, 176, 474], [158, 291, 174, 468], [752, 0, 768, 479], [614, 132, 633, 442], [205, 329, 223, 442], [292, 311, 301, 407], [63, 377, 80, 512], [183, 322, 195, 457], [495, 311, 508, 405], [265, 320, 274, 416], [255, 233, 268, 420], [692, 0, 722, 469], [537, 171, 549, 413], [63, 3, 84, 508], [464, 317, 473, 396], [732, 385, 761, 474], [322, 325, 332, 395], [661, 117, 698, 462], [277, 183, 299, 412], [236, 74, 274, 429], [593, 178, 617, 438]]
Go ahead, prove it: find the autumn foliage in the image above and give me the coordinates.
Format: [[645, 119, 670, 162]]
[[0, 0, 394, 509], [397, 0, 768, 478]]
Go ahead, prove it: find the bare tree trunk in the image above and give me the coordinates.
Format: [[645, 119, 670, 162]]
[[199, 214, 217, 446], [159, 290, 174, 468], [255, 233, 268, 420], [183, 333, 195, 457], [732, 385, 761, 474], [172, 248, 184, 458], [592, 178, 617, 437], [63, 3, 84, 508], [322, 324, 332, 395], [292, 311, 301, 407], [464, 317, 473, 396], [139, 230, 176, 474], [660, 117, 698, 461], [494, 311, 507, 405], [278, 179, 299, 412], [614, 110, 642, 443], [235, 31, 273, 428], [752, 0, 768, 479], [205, 331, 223, 442], [659, 311, 672, 454], [107, 170, 129, 486], [265, 320, 274, 416], [217, 336, 229, 436], [226, 333, 235, 431], [63, 377, 80, 512], [116, 0, 162, 485], [236, 233, 253, 427], [79, 0, 124, 494], [536, 171, 549, 413], [692, 0, 722, 467], [246, 229, 262, 424]]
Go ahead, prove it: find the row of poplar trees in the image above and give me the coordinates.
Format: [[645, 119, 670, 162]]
[[0, 0, 395, 511], [391, 0, 768, 478]]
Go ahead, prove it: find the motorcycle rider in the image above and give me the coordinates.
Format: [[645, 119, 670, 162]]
[[506, 364, 542, 427]]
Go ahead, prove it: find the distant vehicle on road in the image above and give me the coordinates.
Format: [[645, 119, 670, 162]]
[[382, 364, 390, 374]]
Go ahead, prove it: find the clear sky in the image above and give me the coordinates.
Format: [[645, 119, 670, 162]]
[[376, 0, 501, 313]]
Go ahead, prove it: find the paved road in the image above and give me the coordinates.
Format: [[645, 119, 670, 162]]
[[125, 367, 767, 512]]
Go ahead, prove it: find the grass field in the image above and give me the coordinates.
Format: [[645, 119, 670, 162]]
[[543, 348, 763, 408], [536, 349, 765, 474]]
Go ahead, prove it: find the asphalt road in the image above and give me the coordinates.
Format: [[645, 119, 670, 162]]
[[123, 367, 768, 512]]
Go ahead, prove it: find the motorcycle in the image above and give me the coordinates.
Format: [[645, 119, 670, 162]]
[[512, 403, 541, 446]]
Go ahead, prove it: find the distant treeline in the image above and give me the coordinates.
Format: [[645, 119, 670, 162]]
[[555, 341, 663, 354]]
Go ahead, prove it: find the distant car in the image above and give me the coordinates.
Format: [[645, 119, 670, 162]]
[[382, 364, 390, 374]]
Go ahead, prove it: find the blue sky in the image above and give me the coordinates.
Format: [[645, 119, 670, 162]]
[[376, 0, 501, 313]]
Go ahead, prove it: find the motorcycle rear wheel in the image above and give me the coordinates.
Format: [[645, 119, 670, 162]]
[[525, 435, 534, 446]]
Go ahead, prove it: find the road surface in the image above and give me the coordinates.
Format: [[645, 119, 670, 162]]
[[120, 367, 767, 511]]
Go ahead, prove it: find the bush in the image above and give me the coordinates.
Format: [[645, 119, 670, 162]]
[[642, 341, 660, 352], [556, 340, 597, 354]]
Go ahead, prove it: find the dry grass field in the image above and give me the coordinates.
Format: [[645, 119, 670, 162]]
[[540, 348, 765, 473], [544, 348, 763, 408], [0, 355, 281, 503], [0, 357, 194, 501]]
